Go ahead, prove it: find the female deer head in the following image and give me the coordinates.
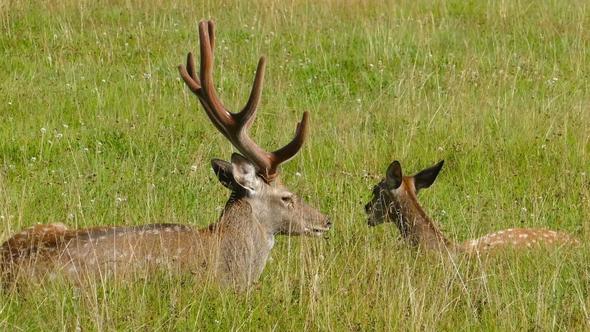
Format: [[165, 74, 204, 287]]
[[365, 160, 579, 253], [1, 20, 331, 289]]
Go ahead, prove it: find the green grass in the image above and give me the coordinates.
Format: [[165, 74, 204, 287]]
[[1, 0, 589, 330]]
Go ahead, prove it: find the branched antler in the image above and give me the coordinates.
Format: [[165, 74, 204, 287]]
[[178, 20, 308, 179]]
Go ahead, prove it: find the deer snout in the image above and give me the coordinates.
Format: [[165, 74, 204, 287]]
[[306, 216, 332, 236], [364, 202, 372, 214], [365, 202, 380, 226]]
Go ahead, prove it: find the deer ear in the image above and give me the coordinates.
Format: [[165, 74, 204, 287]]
[[385, 161, 403, 189], [230, 153, 263, 193], [414, 160, 444, 193], [211, 159, 234, 189]]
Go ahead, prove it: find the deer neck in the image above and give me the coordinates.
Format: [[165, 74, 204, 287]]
[[207, 198, 272, 286], [217, 197, 274, 251], [396, 187, 455, 251]]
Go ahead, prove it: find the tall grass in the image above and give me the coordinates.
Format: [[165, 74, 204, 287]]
[[0, 0, 588, 330]]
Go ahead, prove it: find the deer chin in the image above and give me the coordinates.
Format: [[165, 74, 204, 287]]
[[278, 224, 331, 237], [303, 224, 332, 237], [303, 229, 328, 237]]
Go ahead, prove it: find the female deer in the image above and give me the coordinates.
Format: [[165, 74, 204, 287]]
[[1, 20, 331, 289], [365, 160, 579, 252]]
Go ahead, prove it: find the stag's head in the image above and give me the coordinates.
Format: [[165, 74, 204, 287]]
[[211, 154, 331, 236], [178, 20, 331, 237], [365, 160, 444, 232]]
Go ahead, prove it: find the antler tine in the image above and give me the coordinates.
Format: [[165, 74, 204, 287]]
[[238, 57, 265, 132], [179, 21, 214, 92], [268, 111, 309, 169], [179, 52, 200, 93], [207, 20, 215, 57], [178, 21, 227, 135], [179, 19, 308, 179]]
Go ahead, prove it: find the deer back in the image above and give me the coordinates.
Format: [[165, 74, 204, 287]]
[[2, 213, 274, 288]]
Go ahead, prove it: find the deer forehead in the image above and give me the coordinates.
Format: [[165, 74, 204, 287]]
[[384, 178, 415, 200], [266, 181, 296, 197], [380, 176, 414, 193], [401, 177, 417, 192], [370, 181, 394, 203]]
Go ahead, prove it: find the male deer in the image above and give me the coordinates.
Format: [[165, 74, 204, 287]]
[[365, 160, 579, 253], [1, 20, 331, 289]]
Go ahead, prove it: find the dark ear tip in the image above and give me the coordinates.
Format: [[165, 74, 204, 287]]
[[387, 160, 403, 173], [211, 158, 223, 168], [230, 153, 248, 163]]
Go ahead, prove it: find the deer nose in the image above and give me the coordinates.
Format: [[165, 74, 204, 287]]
[[325, 218, 333, 229]]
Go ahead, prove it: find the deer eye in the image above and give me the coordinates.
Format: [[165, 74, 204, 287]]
[[281, 195, 293, 205]]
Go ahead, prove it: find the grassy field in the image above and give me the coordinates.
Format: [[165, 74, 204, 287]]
[[1, 0, 589, 330]]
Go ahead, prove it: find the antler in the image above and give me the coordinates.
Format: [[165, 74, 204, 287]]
[[178, 20, 309, 179]]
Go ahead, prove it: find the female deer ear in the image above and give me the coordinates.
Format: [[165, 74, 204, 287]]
[[211, 159, 234, 189], [231, 153, 263, 193], [414, 160, 444, 193], [385, 161, 403, 189]]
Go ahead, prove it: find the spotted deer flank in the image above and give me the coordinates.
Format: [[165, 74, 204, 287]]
[[365, 160, 580, 253], [462, 228, 578, 252], [1, 20, 331, 289]]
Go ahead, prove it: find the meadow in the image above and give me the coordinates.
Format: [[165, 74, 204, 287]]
[[0, 0, 589, 330]]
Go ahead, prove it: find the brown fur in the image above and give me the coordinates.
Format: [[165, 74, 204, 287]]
[[2, 162, 331, 289]]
